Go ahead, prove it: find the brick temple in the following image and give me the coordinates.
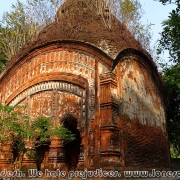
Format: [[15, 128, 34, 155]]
[[0, 0, 171, 173]]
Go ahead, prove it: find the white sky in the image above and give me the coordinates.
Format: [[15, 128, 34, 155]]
[[140, 1, 176, 43]]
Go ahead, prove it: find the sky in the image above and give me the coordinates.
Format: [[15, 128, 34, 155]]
[[0, 0, 176, 62], [140, 1, 176, 43]]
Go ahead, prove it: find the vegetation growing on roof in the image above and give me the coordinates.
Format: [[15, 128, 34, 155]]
[[0, 0, 153, 73]]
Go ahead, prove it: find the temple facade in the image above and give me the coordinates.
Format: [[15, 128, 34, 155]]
[[0, 0, 171, 173]]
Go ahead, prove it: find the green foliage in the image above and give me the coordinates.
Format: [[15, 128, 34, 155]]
[[116, 0, 153, 52], [0, 104, 75, 170], [157, 7, 180, 64], [0, 0, 63, 64], [0, 0, 40, 62], [26, 149, 37, 160], [121, 0, 138, 25], [162, 65, 180, 157], [0, 0, 152, 67], [170, 144, 180, 158], [52, 126, 76, 143], [31, 117, 75, 144], [157, 0, 180, 157]]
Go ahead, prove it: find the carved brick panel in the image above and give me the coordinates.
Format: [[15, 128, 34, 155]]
[[88, 130, 95, 167]]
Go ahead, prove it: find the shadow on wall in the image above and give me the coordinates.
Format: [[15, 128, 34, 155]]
[[118, 60, 165, 130], [117, 60, 171, 169], [172, 158, 180, 170]]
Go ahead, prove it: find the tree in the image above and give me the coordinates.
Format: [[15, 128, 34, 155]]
[[0, 0, 39, 62], [0, 104, 75, 171], [26, 0, 63, 26], [117, 0, 153, 51], [157, 7, 180, 64], [0, 0, 64, 64], [156, 0, 180, 157], [162, 66, 180, 157], [86, 0, 153, 51], [0, 0, 153, 68]]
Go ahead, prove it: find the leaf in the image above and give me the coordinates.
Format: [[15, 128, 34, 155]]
[[162, 65, 180, 157]]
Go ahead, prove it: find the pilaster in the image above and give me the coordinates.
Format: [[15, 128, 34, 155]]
[[99, 72, 121, 170]]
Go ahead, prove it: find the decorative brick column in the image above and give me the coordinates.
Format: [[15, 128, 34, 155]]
[[0, 143, 12, 170], [77, 128, 85, 169], [47, 137, 67, 171], [99, 72, 122, 170]]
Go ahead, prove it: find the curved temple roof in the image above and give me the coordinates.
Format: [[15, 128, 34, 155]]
[[39, 0, 146, 59], [0, 0, 166, 104], [9, 0, 151, 62]]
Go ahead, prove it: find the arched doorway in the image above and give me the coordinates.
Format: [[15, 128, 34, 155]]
[[62, 115, 81, 170]]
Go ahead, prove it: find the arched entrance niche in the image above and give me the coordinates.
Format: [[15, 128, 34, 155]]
[[61, 114, 81, 171]]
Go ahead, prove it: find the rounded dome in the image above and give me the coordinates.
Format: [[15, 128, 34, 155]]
[[37, 0, 145, 59]]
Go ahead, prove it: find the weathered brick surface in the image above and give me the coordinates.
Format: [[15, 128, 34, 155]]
[[123, 119, 171, 170], [0, 46, 171, 172], [116, 58, 166, 132], [113, 58, 170, 170], [0, 0, 171, 173]]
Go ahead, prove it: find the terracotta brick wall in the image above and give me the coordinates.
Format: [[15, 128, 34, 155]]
[[123, 120, 171, 170], [115, 57, 171, 170]]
